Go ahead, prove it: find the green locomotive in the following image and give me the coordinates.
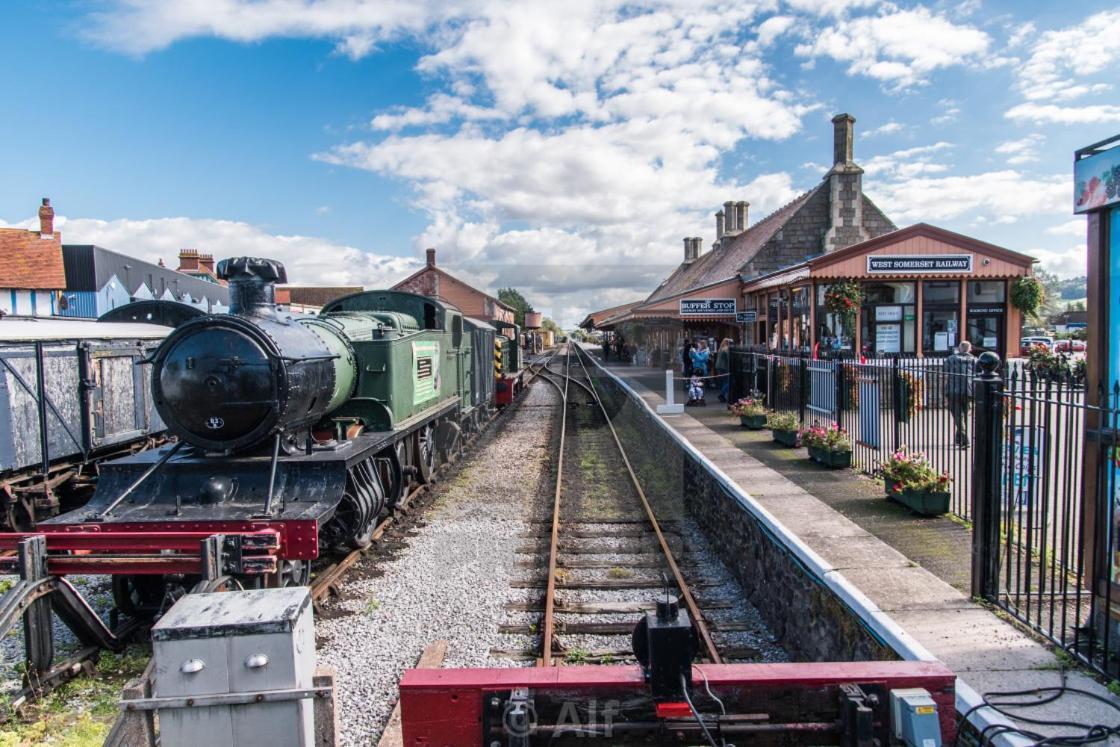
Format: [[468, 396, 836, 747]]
[[42, 257, 522, 607]]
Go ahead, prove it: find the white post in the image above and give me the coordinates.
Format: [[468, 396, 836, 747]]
[[656, 369, 684, 415]]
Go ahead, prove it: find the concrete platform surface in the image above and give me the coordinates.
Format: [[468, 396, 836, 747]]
[[596, 355, 1120, 742]]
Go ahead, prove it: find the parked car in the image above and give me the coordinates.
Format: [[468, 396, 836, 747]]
[[1055, 338, 1086, 352], [1020, 336, 1055, 355]]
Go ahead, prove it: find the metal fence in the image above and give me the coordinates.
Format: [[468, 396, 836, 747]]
[[974, 367, 1112, 679], [729, 348, 981, 519]]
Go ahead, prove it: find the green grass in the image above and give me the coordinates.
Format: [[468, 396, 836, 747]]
[[0, 645, 150, 747]]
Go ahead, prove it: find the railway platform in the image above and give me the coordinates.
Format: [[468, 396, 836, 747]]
[[592, 349, 1120, 741]]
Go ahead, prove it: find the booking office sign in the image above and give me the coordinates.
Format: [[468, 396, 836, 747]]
[[1075, 133, 1120, 579]]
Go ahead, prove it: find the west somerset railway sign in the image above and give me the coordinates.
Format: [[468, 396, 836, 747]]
[[866, 255, 973, 273]]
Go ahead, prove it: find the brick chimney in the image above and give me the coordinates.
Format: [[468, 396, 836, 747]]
[[683, 237, 702, 264], [198, 253, 215, 275], [178, 249, 200, 272], [734, 201, 749, 231], [823, 113, 868, 252], [38, 198, 54, 238], [426, 248, 436, 268]]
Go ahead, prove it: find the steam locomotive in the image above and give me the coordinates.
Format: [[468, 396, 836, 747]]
[[32, 257, 524, 615]]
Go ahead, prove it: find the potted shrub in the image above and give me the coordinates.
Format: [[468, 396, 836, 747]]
[[767, 411, 800, 447], [800, 423, 852, 469], [880, 448, 952, 516], [730, 393, 767, 429]]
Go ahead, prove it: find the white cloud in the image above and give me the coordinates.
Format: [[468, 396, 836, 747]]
[[994, 134, 1045, 165], [1006, 10, 1120, 124], [1005, 102, 1120, 125], [1030, 244, 1086, 278], [864, 120, 905, 137], [862, 142, 953, 178], [875, 170, 1068, 224], [0, 214, 420, 289], [782, 0, 877, 16], [793, 7, 990, 88], [1045, 219, 1086, 238]]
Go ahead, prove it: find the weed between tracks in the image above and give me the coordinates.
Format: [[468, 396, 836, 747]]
[[0, 644, 149, 746]]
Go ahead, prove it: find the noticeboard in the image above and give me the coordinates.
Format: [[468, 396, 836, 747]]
[[1075, 144, 1120, 214]]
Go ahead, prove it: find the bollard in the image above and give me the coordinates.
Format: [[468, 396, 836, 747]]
[[656, 369, 684, 415], [970, 352, 1003, 600]]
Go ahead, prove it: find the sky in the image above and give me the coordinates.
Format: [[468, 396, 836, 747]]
[[1, 1, 1119, 327]]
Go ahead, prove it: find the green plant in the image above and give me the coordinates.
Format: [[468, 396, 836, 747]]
[[766, 411, 799, 432], [364, 597, 381, 614], [1108, 679, 1120, 697], [880, 447, 952, 493], [1011, 276, 1045, 320], [566, 648, 589, 664], [800, 423, 852, 452], [898, 371, 923, 419], [607, 567, 632, 579], [729, 391, 766, 417], [824, 280, 862, 336]]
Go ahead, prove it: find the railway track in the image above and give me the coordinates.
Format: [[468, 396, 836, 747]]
[[515, 344, 755, 666]]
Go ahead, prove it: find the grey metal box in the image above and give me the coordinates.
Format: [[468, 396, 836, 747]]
[[152, 587, 315, 747]]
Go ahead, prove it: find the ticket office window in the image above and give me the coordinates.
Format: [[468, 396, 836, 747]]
[[861, 282, 916, 356], [922, 281, 960, 355], [966, 281, 1007, 355]]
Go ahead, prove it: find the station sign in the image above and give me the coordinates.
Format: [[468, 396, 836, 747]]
[[735, 310, 757, 323], [1074, 142, 1120, 214], [968, 305, 1005, 315], [679, 298, 736, 316], [867, 255, 973, 273]]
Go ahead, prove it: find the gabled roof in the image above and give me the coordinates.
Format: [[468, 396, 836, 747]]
[[0, 228, 66, 290], [392, 264, 515, 312], [807, 223, 1035, 270], [641, 188, 819, 306], [580, 299, 645, 329]]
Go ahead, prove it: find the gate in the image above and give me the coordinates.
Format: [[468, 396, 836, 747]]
[[807, 360, 836, 422]]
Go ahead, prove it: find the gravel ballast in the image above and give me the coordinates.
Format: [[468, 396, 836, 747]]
[[317, 381, 558, 746]]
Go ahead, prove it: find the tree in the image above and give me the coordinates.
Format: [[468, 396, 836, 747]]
[[541, 317, 561, 334], [498, 288, 534, 327]]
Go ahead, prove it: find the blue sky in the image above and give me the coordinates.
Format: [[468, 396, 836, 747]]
[[2, 1, 1119, 326]]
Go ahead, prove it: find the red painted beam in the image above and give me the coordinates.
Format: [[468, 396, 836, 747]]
[[400, 661, 956, 747]]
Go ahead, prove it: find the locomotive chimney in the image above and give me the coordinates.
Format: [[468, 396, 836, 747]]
[[217, 257, 289, 316]]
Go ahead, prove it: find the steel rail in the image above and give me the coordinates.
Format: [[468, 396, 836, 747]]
[[570, 346, 723, 664], [538, 344, 571, 666]]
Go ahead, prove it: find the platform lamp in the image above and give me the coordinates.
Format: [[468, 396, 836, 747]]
[[1076, 132, 1120, 636]]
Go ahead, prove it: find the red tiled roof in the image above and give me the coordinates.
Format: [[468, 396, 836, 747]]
[[641, 188, 819, 306], [0, 228, 66, 290]]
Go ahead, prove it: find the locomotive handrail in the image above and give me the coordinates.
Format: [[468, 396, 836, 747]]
[[89, 441, 184, 521]]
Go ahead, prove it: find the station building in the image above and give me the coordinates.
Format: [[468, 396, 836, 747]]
[[592, 114, 1035, 360], [392, 248, 516, 326]]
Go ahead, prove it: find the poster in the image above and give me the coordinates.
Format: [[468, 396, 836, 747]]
[[876, 305, 903, 322], [876, 324, 901, 353], [1004, 426, 1044, 511], [934, 332, 949, 352]]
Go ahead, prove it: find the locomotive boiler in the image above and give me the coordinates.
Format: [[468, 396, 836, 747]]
[[38, 256, 494, 614]]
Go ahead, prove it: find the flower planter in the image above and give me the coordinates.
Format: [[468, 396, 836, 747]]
[[808, 446, 852, 469], [772, 428, 799, 447], [740, 414, 767, 429], [890, 488, 950, 516]]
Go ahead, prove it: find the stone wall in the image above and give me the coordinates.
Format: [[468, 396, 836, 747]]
[[590, 363, 897, 663]]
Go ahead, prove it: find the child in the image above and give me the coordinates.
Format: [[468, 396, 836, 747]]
[[687, 372, 706, 406]]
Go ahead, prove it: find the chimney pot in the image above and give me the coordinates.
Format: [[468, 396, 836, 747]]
[[426, 248, 436, 268], [735, 201, 749, 231], [38, 198, 55, 237], [831, 113, 856, 166], [715, 210, 725, 240]]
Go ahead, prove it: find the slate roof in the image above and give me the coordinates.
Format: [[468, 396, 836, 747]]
[[642, 188, 818, 306], [0, 228, 66, 290], [279, 286, 364, 307], [62, 245, 230, 305]]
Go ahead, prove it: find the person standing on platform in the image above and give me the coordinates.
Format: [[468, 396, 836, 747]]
[[944, 341, 978, 448], [715, 338, 731, 403], [681, 338, 694, 386], [690, 339, 711, 386]]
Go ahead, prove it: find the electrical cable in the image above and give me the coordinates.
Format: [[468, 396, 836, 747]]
[[953, 669, 1120, 747], [681, 672, 722, 747], [698, 667, 726, 715]]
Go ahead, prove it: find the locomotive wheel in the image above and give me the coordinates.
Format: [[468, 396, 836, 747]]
[[112, 576, 169, 620], [416, 423, 437, 483], [279, 559, 311, 587]]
